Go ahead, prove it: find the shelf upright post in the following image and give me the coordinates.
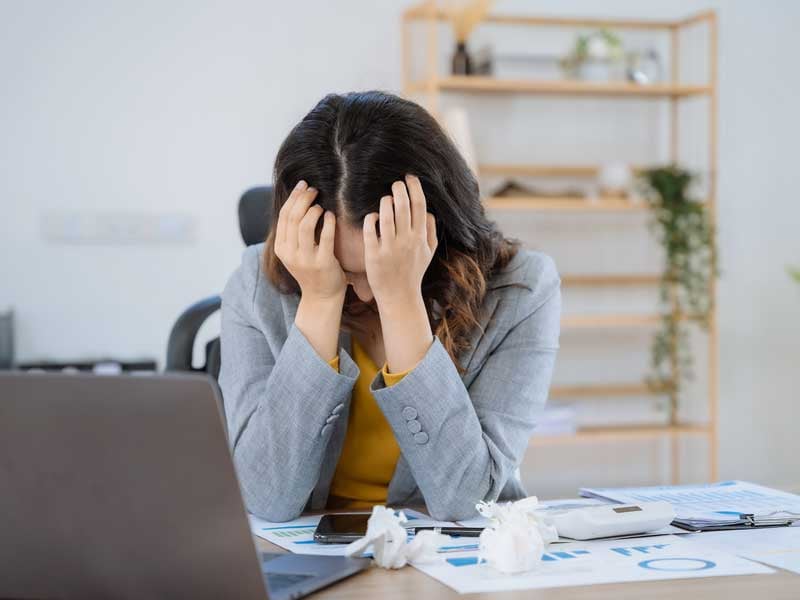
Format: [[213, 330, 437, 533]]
[[707, 11, 720, 481], [668, 21, 682, 485], [424, 0, 440, 119], [401, 9, 412, 95]]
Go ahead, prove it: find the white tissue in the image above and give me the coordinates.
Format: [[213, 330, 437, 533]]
[[344, 505, 449, 569], [476, 496, 558, 574]]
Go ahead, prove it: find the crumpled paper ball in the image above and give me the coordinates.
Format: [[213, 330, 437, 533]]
[[476, 496, 558, 574], [344, 505, 449, 569]]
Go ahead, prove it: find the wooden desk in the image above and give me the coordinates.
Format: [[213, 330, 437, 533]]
[[254, 536, 800, 599]]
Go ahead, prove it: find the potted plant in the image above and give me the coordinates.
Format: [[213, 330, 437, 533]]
[[638, 165, 718, 402], [561, 30, 625, 81]]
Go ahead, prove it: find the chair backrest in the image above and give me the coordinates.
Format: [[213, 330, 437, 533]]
[[165, 186, 274, 379], [238, 186, 274, 246]]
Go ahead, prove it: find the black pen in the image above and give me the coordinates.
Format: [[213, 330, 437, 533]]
[[408, 526, 484, 537]]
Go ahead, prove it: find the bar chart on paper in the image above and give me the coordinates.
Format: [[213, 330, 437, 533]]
[[413, 535, 773, 594], [267, 526, 318, 539], [610, 544, 670, 557], [248, 514, 352, 556], [543, 549, 591, 561]]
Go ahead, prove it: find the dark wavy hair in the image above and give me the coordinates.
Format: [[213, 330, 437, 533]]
[[263, 90, 518, 368]]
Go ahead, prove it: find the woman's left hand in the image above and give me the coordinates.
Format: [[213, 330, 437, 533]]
[[363, 174, 438, 310]]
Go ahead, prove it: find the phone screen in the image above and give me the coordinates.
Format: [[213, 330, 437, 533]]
[[313, 514, 370, 544]]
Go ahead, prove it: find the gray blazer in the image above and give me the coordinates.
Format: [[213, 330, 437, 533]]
[[219, 243, 561, 522]]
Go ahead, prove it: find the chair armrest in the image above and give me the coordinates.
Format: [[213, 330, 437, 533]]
[[165, 295, 221, 372]]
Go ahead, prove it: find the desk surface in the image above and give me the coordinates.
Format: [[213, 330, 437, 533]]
[[254, 536, 800, 599]]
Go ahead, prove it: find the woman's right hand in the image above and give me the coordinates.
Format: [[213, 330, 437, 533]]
[[274, 180, 346, 302]]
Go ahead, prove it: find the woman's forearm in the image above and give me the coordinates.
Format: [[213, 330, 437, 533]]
[[294, 293, 345, 362], [378, 292, 433, 374], [362, 175, 438, 373]]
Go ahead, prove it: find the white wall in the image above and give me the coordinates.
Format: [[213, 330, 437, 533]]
[[0, 0, 406, 365], [1, 1, 798, 493]]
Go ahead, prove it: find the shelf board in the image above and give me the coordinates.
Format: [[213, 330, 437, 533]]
[[562, 314, 662, 328], [561, 274, 661, 286], [549, 383, 670, 398], [562, 313, 703, 328], [478, 163, 651, 178], [402, 5, 715, 30], [531, 424, 710, 446], [479, 164, 600, 178], [417, 76, 711, 98], [484, 196, 647, 212]]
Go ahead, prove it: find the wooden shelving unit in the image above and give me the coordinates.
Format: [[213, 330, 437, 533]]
[[401, 2, 719, 483]]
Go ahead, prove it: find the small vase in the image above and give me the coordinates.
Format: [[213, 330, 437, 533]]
[[452, 41, 472, 75]]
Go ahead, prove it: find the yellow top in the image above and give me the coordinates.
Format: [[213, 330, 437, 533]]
[[325, 339, 410, 509]]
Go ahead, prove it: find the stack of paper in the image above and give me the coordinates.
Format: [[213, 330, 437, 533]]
[[581, 481, 800, 531]]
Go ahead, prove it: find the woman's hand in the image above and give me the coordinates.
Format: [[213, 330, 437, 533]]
[[274, 180, 346, 302], [364, 174, 438, 373], [363, 174, 438, 310], [275, 180, 346, 362]]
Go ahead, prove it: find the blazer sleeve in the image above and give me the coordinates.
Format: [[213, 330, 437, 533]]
[[369, 254, 561, 521], [218, 247, 359, 522]]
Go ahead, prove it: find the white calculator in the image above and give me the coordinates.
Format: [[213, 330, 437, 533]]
[[549, 501, 676, 540]]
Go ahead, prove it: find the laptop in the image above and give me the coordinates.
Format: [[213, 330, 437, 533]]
[[0, 372, 369, 599]]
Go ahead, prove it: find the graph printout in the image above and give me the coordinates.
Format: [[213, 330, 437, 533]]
[[248, 509, 470, 557], [412, 535, 773, 594], [686, 527, 800, 574], [580, 481, 800, 523]]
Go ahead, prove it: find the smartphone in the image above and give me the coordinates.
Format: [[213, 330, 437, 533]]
[[313, 513, 371, 544]]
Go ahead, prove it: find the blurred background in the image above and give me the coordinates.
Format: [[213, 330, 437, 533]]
[[1, 0, 798, 498]]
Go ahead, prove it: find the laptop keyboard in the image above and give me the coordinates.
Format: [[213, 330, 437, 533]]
[[265, 572, 316, 592], [261, 553, 317, 593]]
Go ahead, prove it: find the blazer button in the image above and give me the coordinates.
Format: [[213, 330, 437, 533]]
[[413, 431, 429, 445], [321, 424, 333, 437], [332, 403, 345, 415], [407, 419, 422, 434], [402, 406, 418, 421], [326, 415, 338, 424]]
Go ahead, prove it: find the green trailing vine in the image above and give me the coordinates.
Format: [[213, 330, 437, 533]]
[[789, 266, 800, 284], [638, 165, 718, 398]]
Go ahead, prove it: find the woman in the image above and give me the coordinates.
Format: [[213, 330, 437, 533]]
[[219, 91, 560, 522]]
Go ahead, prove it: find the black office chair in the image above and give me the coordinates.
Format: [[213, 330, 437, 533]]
[[165, 186, 274, 379]]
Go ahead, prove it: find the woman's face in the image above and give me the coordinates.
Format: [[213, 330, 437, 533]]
[[334, 218, 374, 304]]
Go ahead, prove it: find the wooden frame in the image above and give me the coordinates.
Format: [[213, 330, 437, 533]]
[[401, 2, 719, 484]]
